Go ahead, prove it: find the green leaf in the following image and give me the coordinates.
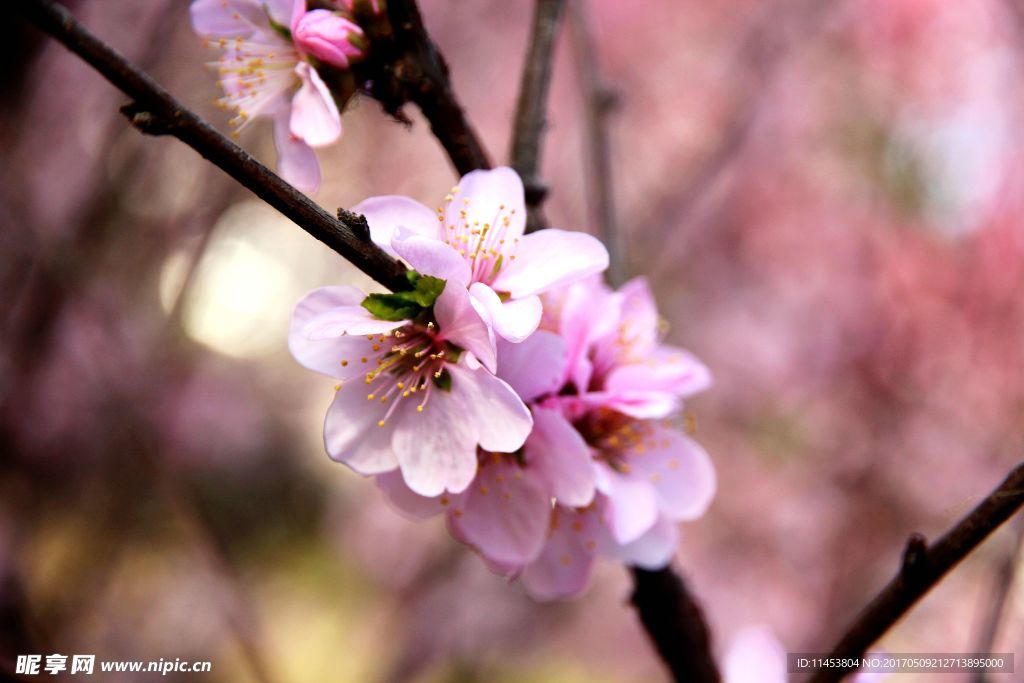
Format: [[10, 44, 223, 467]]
[[360, 294, 421, 321], [360, 271, 447, 321]]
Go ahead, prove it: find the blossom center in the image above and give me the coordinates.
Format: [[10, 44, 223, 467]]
[[436, 187, 520, 285]]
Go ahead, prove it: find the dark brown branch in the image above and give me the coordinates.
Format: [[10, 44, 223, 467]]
[[16, 0, 410, 293], [362, 0, 491, 176], [509, 0, 565, 231], [567, 0, 624, 283], [808, 461, 1024, 683], [630, 567, 721, 683]]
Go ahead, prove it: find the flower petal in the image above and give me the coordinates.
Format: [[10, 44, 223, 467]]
[[324, 385, 401, 474], [449, 363, 533, 454], [521, 506, 601, 600], [376, 469, 445, 519], [352, 196, 441, 256], [724, 626, 788, 683], [602, 514, 678, 569], [468, 283, 540, 343], [492, 229, 609, 298], [290, 62, 341, 147], [190, 0, 266, 36], [605, 346, 712, 399], [391, 378, 479, 496], [302, 305, 406, 339], [392, 231, 471, 287], [626, 427, 716, 521], [526, 407, 596, 507], [496, 330, 566, 402], [594, 463, 659, 544], [456, 167, 526, 241], [273, 112, 321, 193], [447, 458, 551, 565], [434, 283, 495, 372], [289, 286, 376, 377]]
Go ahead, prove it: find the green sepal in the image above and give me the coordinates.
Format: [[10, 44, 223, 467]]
[[432, 368, 453, 392], [360, 270, 447, 321]]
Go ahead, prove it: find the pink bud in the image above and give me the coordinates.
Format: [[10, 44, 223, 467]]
[[292, 10, 366, 69]]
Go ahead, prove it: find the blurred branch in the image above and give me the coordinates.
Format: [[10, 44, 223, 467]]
[[970, 517, 1024, 683], [367, 0, 492, 176], [509, 0, 566, 232], [630, 567, 720, 683], [808, 461, 1024, 683], [15, 0, 410, 293], [567, 0, 625, 284]]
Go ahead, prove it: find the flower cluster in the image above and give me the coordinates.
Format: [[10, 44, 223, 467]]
[[191, 0, 373, 192], [289, 168, 715, 598]]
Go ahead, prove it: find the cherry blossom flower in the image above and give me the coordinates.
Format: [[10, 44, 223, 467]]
[[191, 0, 364, 192], [352, 168, 610, 342], [553, 275, 712, 418], [289, 281, 532, 497]]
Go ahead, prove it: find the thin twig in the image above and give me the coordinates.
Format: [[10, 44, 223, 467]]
[[970, 517, 1024, 683], [15, 0, 410, 293], [630, 567, 721, 683], [365, 0, 492, 176], [509, 0, 565, 232], [808, 462, 1024, 683], [567, 0, 624, 284]]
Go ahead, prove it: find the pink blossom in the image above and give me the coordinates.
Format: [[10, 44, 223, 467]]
[[292, 10, 366, 68], [552, 276, 712, 418], [353, 168, 610, 342], [289, 284, 532, 496], [191, 0, 345, 192]]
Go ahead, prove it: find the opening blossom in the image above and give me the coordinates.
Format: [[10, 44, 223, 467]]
[[353, 167, 611, 342], [370, 274, 716, 599], [289, 278, 532, 497], [191, 0, 365, 192]]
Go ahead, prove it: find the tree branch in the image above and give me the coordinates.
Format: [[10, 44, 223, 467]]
[[567, 0, 624, 283], [509, 0, 565, 232], [808, 461, 1024, 683], [15, 0, 411, 293], [363, 0, 492, 176], [630, 567, 721, 683]]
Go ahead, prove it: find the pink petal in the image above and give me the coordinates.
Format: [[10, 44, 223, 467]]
[[594, 463, 659, 544], [434, 284, 496, 372], [601, 513, 678, 569], [605, 346, 712, 399], [351, 196, 440, 256], [289, 286, 377, 377], [521, 506, 601, 600], [496, 330, 566, 402], [448, 363, 533, 454], [292, 10, 365, 68], [289, 0, 306, 32], [615, 277, 660, 354], [376, 469, 445, 519], [447, 458, 551, 565], [324, 385, 402, 474], [273, 112, 320, 193], [289, 63, 341, 147], [302, 306, 406, 339], [492, 229, 609, 299], [724, 626, 788, 683], [392, 231, 471, 287], [526, 407, 596, 507], [468, 283, 541, 343], [390, 379, 480, 496], [574, 390, 680, 420], [456, 167, 526, 241], [625, 428, 716, 521], [556, 278, 617, 390], [190, 0, 265, 36]]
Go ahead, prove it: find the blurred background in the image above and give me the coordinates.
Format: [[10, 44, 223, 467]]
[[2, 0, 1024, 681]]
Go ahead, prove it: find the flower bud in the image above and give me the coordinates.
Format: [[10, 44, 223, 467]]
[[293, 9, 367, 68]]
